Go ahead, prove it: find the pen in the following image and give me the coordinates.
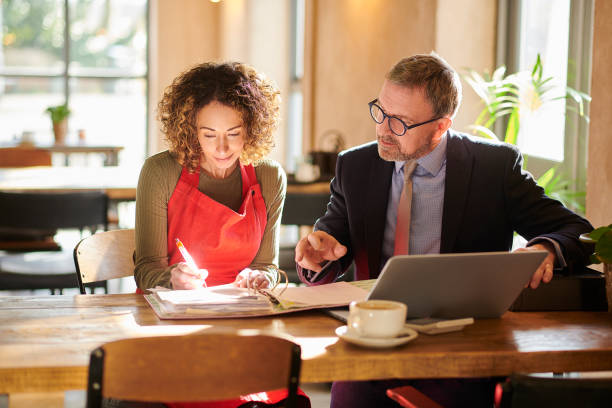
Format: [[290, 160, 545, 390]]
[[175, 238, 207, 287], [310, 260, 332, 282]]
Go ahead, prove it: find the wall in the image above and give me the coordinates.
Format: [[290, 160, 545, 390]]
[[435, 0, 497, 133], [586, 1, 612, 228], [219, 0, 291, 165], [148, 0, 220, 154], [149, 0, 290, 164], [305, 0, 497, 151], [307, 0, 437, 150]]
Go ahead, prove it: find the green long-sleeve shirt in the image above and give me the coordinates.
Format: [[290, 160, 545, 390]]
[[134, 150, 286, 289]]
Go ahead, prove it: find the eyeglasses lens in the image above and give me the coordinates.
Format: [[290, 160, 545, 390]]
[[388, 118, 406, 136], [370, 104, 384, 123]]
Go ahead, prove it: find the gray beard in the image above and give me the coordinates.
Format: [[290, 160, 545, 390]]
[[377, 133, 434, 161]]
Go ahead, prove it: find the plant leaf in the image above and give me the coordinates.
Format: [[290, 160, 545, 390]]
[[590, 254, 602, 264], [467, 125, 499, 140], [595, 230, 612, 263], [492, 65, 507, 81], [590, 226, 612, 241], [531, 54, 543, 81], [537, 167, 556, 188], [504, 109, 519, 144]]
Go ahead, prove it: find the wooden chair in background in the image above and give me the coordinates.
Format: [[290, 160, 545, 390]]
[[495, 373, 612, 408], [73, 228, 135, 294], [279, 191, 331, 283], [0, 191, 108, 294], [86, 333, 303, 408], [0, 146, 52, 167], [386, 373, 612, 408], [386, 386, 444, 408]]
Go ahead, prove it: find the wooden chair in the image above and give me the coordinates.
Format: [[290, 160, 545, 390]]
[[279, 191, 331, 283], [0, 191, 108, 294], [73, 229, 135, 294], [86, 333, 302, 407], [495, 373, 612, 408], [0, 146, 52, 168], [386, 386, 444, 408]]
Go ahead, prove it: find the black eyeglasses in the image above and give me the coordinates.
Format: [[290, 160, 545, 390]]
[[368, 99, 440, 136]]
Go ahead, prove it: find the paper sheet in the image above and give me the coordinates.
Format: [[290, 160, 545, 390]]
[[270, 281, 368, 306]]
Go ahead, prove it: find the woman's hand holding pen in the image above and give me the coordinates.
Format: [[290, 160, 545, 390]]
[[233, 268, 269, 291], [170, 263, 209, 290]]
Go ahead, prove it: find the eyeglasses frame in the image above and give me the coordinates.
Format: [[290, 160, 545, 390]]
[[368, 99, 441, 136]]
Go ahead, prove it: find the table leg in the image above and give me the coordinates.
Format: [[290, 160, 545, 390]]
[[104, 151, 119, 166]]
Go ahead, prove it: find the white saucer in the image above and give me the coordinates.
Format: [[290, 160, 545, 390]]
[[335, 325, 418, 348]]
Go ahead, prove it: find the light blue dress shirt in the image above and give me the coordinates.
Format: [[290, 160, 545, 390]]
[[380, 134, 565, 271], [382, 135, 447, 266]]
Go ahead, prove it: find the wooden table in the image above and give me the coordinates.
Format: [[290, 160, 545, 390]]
[[0, 166, 138, 201], [1, 294, 612, 395], [0, 143, 124, 166], [46, 144, 124, 166]]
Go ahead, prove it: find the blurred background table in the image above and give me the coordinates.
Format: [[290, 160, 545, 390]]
[[0, 166, 137, 200], [45, 143, 123, 166], [0, 143, 123, 167]]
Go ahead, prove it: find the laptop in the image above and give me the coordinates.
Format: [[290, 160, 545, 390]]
[[364, 251, 548, 319]]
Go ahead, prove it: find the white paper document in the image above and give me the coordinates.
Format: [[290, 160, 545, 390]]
[[268, 281, 368, 307], [156, 284, 268, 306], [145, 281, 370, 319]]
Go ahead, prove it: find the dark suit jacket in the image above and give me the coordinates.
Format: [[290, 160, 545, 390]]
[[311, 130, 593, 282]]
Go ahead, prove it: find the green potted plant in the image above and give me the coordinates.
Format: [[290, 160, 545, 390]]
[[463, 54, 590, 211], [580, 225, 612, 311], [45, 104, 71, 145]]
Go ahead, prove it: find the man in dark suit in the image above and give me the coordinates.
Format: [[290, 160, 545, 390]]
[[295, 53, 593, 408]]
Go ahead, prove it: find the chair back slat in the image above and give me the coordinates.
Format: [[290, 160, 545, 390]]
[[0, 191, 108, 230], [281, 192, 330, 226], [87, 333, 302, 406], [497, 373, 612, 408], [0, 191, 110, 293], [74, 229, 135, 294]]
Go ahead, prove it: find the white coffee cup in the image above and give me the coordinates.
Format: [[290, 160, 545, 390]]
[[347, 300, 407, 338]]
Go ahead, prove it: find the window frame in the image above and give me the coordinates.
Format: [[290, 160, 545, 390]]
[[0, 0, 150, 162], [496, 0, 593, 205]]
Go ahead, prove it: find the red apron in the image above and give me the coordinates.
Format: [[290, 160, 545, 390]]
[[164, 163, 309, 408], [167, 163, 266, 286]]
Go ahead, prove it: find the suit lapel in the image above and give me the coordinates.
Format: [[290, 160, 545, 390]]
[[441, 132, 473, 252], [365, 151, 393, 277]]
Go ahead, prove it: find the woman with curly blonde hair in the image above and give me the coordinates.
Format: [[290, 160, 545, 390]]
[[134, 62, 289, 295]]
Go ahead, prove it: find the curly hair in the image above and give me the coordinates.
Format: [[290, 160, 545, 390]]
[[158, 62, 281, 172]]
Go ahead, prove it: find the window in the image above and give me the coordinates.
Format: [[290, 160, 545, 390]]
[[0, 0, 148, 165], [286, 0, 305, 173], [516, 0, 571, 162], [499, 0, 593, 208]]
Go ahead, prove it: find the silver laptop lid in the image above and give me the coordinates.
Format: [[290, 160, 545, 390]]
[[367, 251, 548, 318]]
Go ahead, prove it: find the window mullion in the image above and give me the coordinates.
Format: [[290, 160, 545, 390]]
[[64, 0, 70, 106], [564, 0, 593, 199]]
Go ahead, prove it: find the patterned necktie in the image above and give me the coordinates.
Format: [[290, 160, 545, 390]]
[[393, 160, 418, 255]]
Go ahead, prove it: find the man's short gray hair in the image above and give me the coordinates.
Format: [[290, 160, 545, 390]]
[[386, 52, 462, 119]]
